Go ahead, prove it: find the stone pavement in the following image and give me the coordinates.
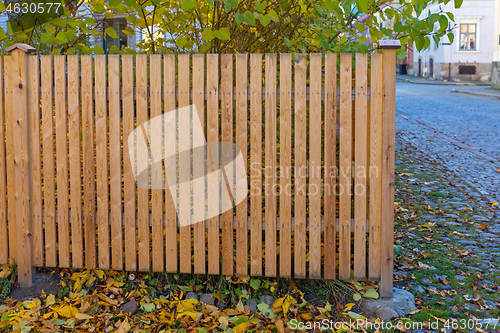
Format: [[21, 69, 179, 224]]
[[396, 74, 491, 86]]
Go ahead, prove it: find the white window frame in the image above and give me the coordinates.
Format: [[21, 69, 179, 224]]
[[455, 16, 482, 53]]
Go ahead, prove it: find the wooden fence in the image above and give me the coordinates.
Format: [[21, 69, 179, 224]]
[[0, 43, 397, 297]]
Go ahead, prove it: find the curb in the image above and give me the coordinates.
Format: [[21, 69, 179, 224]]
[[451, 89, 500, 99], [396, 77, 491, 86]]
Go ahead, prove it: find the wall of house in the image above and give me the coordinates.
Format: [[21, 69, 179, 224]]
[[492, 0, 500, 88], [413, 0, 495, 82]]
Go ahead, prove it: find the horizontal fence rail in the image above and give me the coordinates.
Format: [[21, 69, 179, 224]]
[[0, 46, 396, 296]]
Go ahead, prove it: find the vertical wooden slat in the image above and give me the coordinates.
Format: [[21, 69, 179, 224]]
[[82, 56, 95, 269], [178, 54, 191, 274], [324, 53, 337, 279], [339, 53, 352, 280], [294, 54, 307, 278], [250, 53, 262, 276], [109, 55, 122, 270], [5, 56, 16, 263], [206, 54, 219, 275], [68, 55, 82, 268], [221, 54, 233, 276], [235, 54, 248, 276], [192, 54, 205, 274], [150, 55, 163, 272], [164, 54, 177, 273], [279, 54, 292, 277], [95, 55, 109, 270], [122, 55, 136, 271], [380, 49, 396, 298], [41, 56, 56, 267], [136, 54, 150, 271], [309, 53, 322, 279], [28, 56, 42, 267], [55, 56, 69, 268], [354, 53, 368, 280], [264, 53, 277, 277], [12, 48, 33, 285], [0, 57, 8, 264], [369, 53, 383, 281]]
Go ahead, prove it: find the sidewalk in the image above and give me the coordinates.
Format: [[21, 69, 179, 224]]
[[397, 74, 500, 99]]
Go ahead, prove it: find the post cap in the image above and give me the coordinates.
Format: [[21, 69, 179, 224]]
[[377, 40, 401, 49], [6, 43, 36, 53]]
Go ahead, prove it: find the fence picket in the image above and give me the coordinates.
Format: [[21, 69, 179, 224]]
[[309, 53, 322, 279], [68, 55, 83, 269], [5, 56, 16, 263], [324, 53, 337, 279], [150, 55, 163, 272], [178, 54, 191, 274], [235, 54, 248, 276], [339, 53, 352, 280], [354, 53, 367, 280], [81, 56, 95, 269], [164, 54, 177, 273], [294, 54, 307, 278], [250, 53, 262, 276], [0, 57, 7, 264], [264, 53, 277, 277], [369, 53, 383, 280], [95, 55, 109, 270], [192, 54, 205, 274], [279, 54, 292, 277], [109, 55, 123, 270], [122, 55, 136, 271], [136, 54, 150, 271], [41, 56, 56, 267], [221, 54, 234, 276], [55, 56, 70, 268], [207, 54, 219, 275]]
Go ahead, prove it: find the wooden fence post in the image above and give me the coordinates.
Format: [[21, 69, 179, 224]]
[[378, 40, 400, 298], [7, 43, 36, 287]]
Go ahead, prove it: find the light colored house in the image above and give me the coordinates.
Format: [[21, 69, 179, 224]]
[[412, 0, 496, 82]]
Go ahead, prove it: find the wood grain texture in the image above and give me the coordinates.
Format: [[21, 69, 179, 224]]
[[82, 56, 95, 269], [339, 53, 352, 280], [250, 53, 262, 276], [380, 49, 396, 297], [27, 56, 42, 267], [354, 53, 367, 280], [136, 54, 150, 272], [309, 53, 322, 279], [122, 55, 136, 271], [206, 54, 219, 275], [108, 55, 123, 270], [279, 54, 292, 277], [192, 54, 206, 274], [221, 54, 233, 276], [4, 56, 16, 264], [323, 53, 337, 279], [54, 56, 70, 268], [67, 55, 83, 269], [264, 53, 277, 277], [235, 54, 248, 276], [150, 55, 163, 272], [41, 55, 56, 267], [164, 54, 177, 273], [178, 54, 192, 274], [95, 55, 109, 270], [294, 54, 307, 278], [0, 57, 8, 264], [12, 49, 33, 285], [369, 53, 383, 281]]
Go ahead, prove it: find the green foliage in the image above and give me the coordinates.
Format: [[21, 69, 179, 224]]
[[1, 0, 460, 55]]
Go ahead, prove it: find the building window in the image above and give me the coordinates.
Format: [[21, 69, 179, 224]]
[[103, 18, 129, 53], [460, 23, 476, 50]]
